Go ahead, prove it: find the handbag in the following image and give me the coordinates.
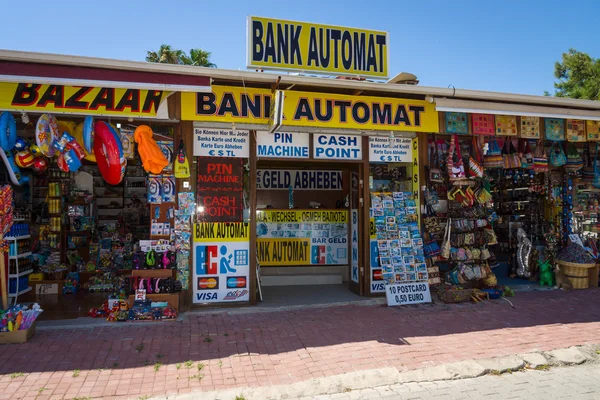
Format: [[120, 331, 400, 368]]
[[440, 218, 452, 259], [502, 138, 510, 169], [508, 139, 521, 168], [468, 137, 484, 178], [429, 141, 443, 183], [549, 142, 567, 167], [424, 240, 441, 258], [533, 139, 549, 172], [565, 143, 583, 172], [484, 137, 503, 168], [520, 140, 533, 169], [447, 135, 466, 181]]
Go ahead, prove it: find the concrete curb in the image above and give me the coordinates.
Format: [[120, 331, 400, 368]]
[[148, 343, 600, 400]]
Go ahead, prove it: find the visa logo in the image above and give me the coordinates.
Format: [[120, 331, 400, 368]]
[[371, 283, 385, 292], [196, 292, 218, 301]]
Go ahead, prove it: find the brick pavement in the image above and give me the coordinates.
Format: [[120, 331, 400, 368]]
[[0, 288, 599, 400], [305, 363, 600, 399]]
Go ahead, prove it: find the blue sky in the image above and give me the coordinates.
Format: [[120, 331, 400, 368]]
[[1, 0, 598, 96]]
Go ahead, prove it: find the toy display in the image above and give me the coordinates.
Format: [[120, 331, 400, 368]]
[[0, 304, 43, 332], [94, 121, 127, 185], [174, 139, 191, 178]]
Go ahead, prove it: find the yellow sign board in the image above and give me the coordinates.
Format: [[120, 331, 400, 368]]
[[194, 222, 250, 242], [247, 16, 389, 78], [257, 238, 311, 265], [256, 210, 348, 223], [181, 86, 438, 133], [0, 82, 170, 117]]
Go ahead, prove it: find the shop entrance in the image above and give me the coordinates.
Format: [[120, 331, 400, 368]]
[[255, 160, 365, 301]]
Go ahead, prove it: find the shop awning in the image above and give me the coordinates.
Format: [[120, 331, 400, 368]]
[[0, 60, 212, 92], [434, 98, 600, 121]]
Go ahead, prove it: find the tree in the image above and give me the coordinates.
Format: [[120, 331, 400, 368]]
[[145, 45, 216, 68], [186, 48, 216, 68], [145, 44, 187, 65], [547, 49, 600, 100]]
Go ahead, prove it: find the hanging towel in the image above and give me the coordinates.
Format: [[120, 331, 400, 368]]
[[134, 125, 169, 174]]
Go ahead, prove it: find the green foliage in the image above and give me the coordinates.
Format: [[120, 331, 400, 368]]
[[549, 49, 600, 100], [146, 44, 216, 67]]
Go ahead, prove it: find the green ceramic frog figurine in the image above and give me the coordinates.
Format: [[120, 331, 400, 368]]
[[538, 259, 555, 286]]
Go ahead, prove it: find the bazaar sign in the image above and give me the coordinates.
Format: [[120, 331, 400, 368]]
[[0, 82, 170, 117]]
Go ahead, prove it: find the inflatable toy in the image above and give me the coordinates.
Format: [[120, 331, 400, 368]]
[[29, 144, 42, 157], [0, 150, 29, 186], [32, 157, 48, 174], [94, 121, 126, 185], [83, 116, 94, 154], [74, 117, 96, 162], [13, 138, 28, 152], [35, 114, 60, 156], [54, 132, 86, 172], [15, 151, 35, 168], [0, 112, 17, 151], [134, 125, 169, 174]]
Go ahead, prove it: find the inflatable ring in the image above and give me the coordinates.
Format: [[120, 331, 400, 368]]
[[57, 120, 77, 138], [36, 114, 60, 156], [74, 121, 97, 162], [83, 116, 94, 153], [94, 121, 127, 185], [0, 149, 29, 186], [0, 112, 17, 151]]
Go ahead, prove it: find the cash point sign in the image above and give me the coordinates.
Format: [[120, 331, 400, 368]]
[[0, 82, 170, 117], [247, 16, 389, 78], [181, 86, 438, 133]]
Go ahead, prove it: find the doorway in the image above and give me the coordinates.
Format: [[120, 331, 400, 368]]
[[254, 160, 365, 302]]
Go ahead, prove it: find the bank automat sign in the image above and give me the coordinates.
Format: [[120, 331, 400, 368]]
[[247, 16, 389, 78], [257, 131, 310, 158], [313, 134, 362, 160]]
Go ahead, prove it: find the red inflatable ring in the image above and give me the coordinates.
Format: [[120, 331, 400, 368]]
[[94, 121, 126, 185]]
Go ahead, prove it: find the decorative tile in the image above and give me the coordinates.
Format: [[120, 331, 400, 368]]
[[520, 116, 540, 139], [471, 113, 495, 135], [495, 115, 517, 136]]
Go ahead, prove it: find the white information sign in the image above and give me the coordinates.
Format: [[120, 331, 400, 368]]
[[369, 137, 412, 163], [257, 131, 310, 158], [313, 134, 362, 160], [385, 283, 431, 306], [193, 127, 250, 158]]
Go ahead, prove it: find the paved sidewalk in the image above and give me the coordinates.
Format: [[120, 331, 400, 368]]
[[0, 288, 599, 400], [298, 363, 600, 400]]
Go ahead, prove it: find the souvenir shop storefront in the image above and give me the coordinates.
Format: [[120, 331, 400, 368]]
[[422, 101, 600, 301], [181, 84, 440, 304], [0, 55, 211, 328]]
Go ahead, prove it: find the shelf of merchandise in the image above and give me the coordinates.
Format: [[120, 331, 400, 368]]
[[9, 269, 33, 278], [5, 235, 30, 241], [9, 252, 32, 260]]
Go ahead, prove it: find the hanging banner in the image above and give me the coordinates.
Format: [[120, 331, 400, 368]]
[[368, 137, 413, 163], [193, 222, 250, 303], [256, 210, 348, 266], [247, 16, 389, 78], [0, 82, 170, 117], [257, 169, 342, 190], [313, 134, 362, 160], [181, 86, 439, 133], [257, 131, 310, 158], [193, 126, 250, 158]]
